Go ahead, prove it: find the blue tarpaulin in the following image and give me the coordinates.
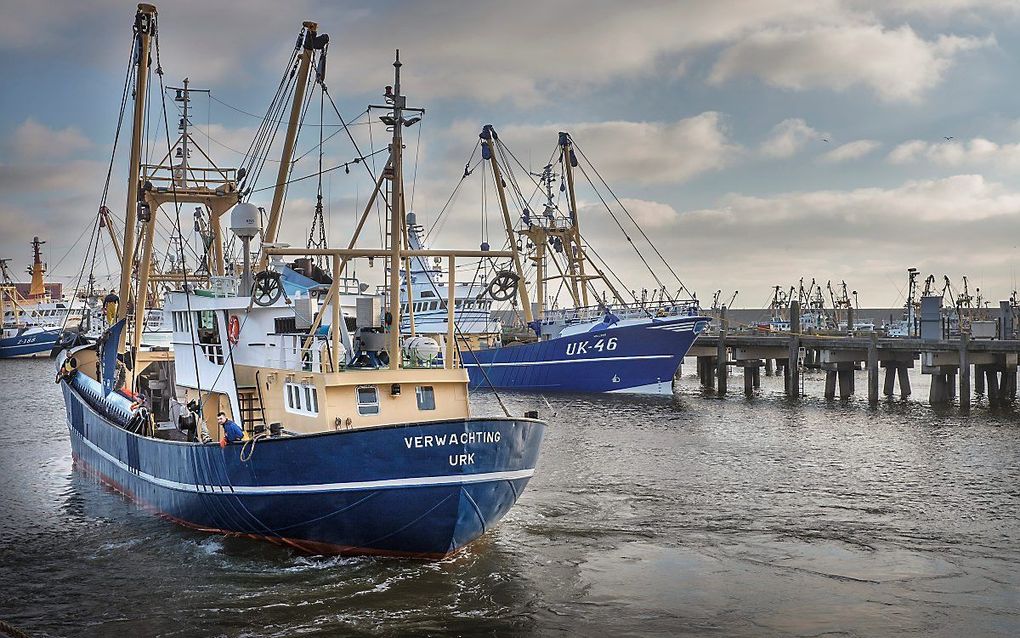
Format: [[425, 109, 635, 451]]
[[100, 319, 126, 396]]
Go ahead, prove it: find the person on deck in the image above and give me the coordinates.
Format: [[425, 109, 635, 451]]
[[217, 412, 244, 447]]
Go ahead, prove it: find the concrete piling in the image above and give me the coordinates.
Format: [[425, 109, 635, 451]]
[[838, 368, 854, 399], [788, 301, 801, 398], [716, 307, 728, 395], [986, 368, 999, 406], [897, 365, 912, 398], [824, 370, 836, 399], [960, 335, 971, 410], [868, 332, 879, 405], [883, 365, 896, 396]]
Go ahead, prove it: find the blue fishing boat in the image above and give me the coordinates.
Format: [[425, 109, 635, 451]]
[[417, 126, 709, 394], [1, 238, 83, 359], [55, 5, 543, 558], [1, 325, 62, 358], [462, 313, 706, 393], [61, 334, 541, 557]]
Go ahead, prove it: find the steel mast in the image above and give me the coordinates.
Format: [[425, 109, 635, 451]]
[[386, 51, 406, 369], [116, 3, 156, 352], [260, 21, 319, 268]]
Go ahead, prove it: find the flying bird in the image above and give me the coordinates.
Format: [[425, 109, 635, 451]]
[[821, 138, 829, 143], [944, 136, 954, 140]]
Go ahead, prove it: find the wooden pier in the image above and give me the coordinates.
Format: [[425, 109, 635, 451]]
[[689, 303, 1019, 408]]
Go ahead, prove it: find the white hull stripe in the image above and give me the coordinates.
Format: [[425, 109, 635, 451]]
[[72, 428, 535, 494], [646, 324, 697, 332], [463, 354, 674, 367]]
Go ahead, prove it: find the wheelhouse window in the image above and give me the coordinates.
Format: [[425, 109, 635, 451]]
[[285, 382, 318, 416], [357, 385, 379, 415], [416, 386, 436, 411], [196, 310, 223, 364]]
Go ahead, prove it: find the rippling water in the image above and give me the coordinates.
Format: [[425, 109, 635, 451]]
[[1, 358, 1018, 637]]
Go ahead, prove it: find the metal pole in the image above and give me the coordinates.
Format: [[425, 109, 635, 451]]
[[261, 22, 317, 265], [331, 253, 340, 372], [484, 130, 533, 325], [132, 196, 156, 351], [867, 331, 879, 405], [387, 52, 404, 370], [560, 135, 588, 306], [716, 306, 728, 394], [788, 300, 801, 397], [447, 255, 456, 369], [116, 3, 156, 351]]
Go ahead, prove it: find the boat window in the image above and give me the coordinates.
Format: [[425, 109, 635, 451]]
[[198, 310, 216, 331], [285, 382, 318, 416], [194, 310, 223, 363], [421, 291, 435, 298], [357, 386, 379, 415], [416, 386, 436, 411]]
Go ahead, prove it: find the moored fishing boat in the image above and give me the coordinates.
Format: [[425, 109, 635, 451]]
[[56, 4, 544, 557], [1, 238, 84, 358], [447, 127, 709, 393]]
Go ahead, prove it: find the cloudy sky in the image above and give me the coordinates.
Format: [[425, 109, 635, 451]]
[[2, 0, 1019, 309]]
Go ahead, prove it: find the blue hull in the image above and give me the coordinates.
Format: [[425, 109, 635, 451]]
[[463, 315, 708, 393], [62, 375, 544, 558], [0, 328, 60, 358]]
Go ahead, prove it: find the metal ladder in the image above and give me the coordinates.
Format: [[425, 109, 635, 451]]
[[236, 386, 267, 436]]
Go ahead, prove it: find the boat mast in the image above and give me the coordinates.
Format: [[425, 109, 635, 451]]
[[116, 3, 156, 352], [260, 21, 318, 268], [481, 126, 534, 325], [28, 236, 46, 299], [558, 133, 590, 307], [387, 51, 406, 369]]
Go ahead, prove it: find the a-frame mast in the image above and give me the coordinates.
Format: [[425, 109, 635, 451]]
[[481, 126, 534, 325]]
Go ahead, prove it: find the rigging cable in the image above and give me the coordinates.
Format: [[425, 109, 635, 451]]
[[572, 140, 694, 299], [153, 16, 205, 413]]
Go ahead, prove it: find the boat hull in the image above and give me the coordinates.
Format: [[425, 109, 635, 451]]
[[462, 315, 709, 394], [62, 376, 544, 558], [0, 326, 60, 358]]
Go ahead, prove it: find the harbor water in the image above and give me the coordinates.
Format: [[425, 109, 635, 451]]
[[1, 358, 1018, 637]]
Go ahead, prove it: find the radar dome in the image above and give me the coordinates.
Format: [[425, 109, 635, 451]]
[[229, 202, 261, 239]]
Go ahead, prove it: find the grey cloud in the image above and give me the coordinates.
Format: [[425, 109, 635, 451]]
[[709, 25, 994, 102]]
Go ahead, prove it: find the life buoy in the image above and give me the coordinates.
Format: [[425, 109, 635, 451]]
[[227, 315, 240, 345]]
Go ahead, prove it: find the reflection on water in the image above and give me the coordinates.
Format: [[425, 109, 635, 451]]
[[1, 358, 1018, 637]]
